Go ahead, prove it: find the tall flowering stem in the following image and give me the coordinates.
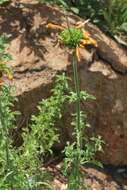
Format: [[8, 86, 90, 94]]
[[46, 20, 103, 190]]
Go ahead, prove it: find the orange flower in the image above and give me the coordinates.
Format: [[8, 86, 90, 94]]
[[46, 23, 65, 30], [76, 45, 81, 62], [46, 21, 97, 61]]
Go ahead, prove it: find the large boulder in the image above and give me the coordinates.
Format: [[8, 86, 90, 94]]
[[1, 1, 127, 165]]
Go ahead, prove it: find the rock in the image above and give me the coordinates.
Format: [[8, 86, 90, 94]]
[[46, 164, 126, 190], [85, 23, 127, 73], [80, 61, 127, 165], [0, 1, 127, 165]]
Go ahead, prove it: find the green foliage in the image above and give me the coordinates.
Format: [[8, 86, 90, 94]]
[[67, 0, 127, 35], [0, 72, 70, 190], [0, 36, 12, 81], [0, 85, 18, 190], [25, 73, 69, 155], [59, 27, 83, 48], [16, 73, 69, 189], [0, 84, 57, 190], [0, 36, 11, 61], [0, 0, 9, 5], [63, 93, 103, 190], [68, 91, 95, 103], [103, 0, 127, 34], [69, 0, 103, 19]]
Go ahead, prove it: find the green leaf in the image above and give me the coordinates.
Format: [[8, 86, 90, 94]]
[[70, 7, 79, 14], [120, 22, 127, 32]]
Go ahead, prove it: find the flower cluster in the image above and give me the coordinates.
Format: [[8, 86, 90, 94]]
[[46, 21, 97, 61]]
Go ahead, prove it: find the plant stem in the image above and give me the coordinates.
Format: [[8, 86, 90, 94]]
[[72, 50, 81, 149], [72, 50, 81, 188]]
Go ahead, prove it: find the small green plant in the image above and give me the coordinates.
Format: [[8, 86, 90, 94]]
[[17, 73, 69, 190], [25, 73, 69, 155]]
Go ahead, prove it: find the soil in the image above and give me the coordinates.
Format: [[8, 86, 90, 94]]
[[0, 0, 127, 189]]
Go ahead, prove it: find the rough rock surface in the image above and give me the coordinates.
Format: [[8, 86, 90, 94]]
[[0, 1, 127, 166]]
